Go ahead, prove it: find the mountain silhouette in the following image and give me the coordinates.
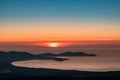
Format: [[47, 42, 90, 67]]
[[37, 51, 96, 57], [56, 51, 96, 56]]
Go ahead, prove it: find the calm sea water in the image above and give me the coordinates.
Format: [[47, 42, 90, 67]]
[[0, 45, 120, 71]]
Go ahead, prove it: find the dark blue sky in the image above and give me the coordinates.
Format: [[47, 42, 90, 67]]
[[0, 0, 120, 21]]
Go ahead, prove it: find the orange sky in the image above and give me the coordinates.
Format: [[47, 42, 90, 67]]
[[0, 21, 120, 42]]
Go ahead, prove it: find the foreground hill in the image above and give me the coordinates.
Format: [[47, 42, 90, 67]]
[[0, 66, 120, 80]]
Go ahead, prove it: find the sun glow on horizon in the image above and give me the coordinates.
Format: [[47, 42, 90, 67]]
[[34, 42, 72, 47], [47, 43, 61, 47]]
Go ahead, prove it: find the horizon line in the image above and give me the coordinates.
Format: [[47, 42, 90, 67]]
[[0, 40, 120, 43]]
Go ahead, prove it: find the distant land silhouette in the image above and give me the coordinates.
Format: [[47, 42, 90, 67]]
[[40, 51, 96, 57], [0, 51, 120, 80], [0, 51, 96, 64]]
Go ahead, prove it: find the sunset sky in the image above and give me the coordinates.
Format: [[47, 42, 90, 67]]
[[0, 0, 120, 42]]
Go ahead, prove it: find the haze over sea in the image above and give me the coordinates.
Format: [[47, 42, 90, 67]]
[[0, 41, 120, 71]]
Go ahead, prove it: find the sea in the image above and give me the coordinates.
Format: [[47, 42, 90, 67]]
[[0, 41, 120, 72]]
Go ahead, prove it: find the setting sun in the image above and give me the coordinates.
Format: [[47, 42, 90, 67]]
[[48, 43, 60, 47]]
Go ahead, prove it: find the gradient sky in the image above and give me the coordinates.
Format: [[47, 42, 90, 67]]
[[0, 0, 120, 42]]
